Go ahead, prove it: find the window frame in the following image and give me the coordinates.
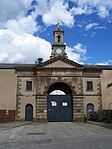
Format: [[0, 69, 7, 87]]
[[86, 81, 93, 91], [26, 81, 32, 91]]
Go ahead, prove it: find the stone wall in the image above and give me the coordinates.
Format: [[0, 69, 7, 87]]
[[0, 110, 15, 122]]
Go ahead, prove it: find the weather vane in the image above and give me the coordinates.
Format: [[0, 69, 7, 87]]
[[57, 22, 60, 28]]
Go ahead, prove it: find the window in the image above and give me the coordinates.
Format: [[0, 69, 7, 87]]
[[57, 35, 61, 42], [26, 81, 32, 91], [87, 81, 93, 91]]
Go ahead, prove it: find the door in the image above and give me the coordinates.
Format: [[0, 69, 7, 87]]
[[87, 103, 94, 120], [47, 95, 73, 122], [25, 104, 33, 121]]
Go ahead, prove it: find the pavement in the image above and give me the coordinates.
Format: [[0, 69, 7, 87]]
[[0, 121, 112, 149], [0, 120, 112, 130], [0, 121, 32, 131], [86, 120, 112, 129]]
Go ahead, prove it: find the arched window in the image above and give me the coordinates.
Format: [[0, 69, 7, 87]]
[[50, 90, 66, 95], [57, 35, 61, 42], [47, 82, 72, 95]]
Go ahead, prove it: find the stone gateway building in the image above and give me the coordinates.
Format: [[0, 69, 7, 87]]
[[0, 25, 112, 122]]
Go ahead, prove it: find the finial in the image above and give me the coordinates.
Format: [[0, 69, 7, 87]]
[[54, 22, 63, 31], [57, 22, 60, 28]]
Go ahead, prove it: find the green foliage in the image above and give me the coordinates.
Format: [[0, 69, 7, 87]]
[[94, 110, 112, 123], [84, 115, 87, 122]]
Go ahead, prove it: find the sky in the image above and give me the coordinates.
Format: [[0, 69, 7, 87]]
[[0, 0, 112, 65]]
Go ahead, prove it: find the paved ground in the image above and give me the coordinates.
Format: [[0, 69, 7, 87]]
[[0, 122, 112, 149]]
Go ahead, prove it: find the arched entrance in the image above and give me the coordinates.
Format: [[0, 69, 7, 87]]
[[47, 82, 73, 122], [87, 103, 94, 120], [25, 104, 33, 121]]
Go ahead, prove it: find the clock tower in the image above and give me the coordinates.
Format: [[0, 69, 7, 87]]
[[50, 23, 68, 59]]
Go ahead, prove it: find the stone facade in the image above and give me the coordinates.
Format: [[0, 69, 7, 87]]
[[0, 57, 112, 122], [0, 26, 112, 122], [13, 57, 111, 122]]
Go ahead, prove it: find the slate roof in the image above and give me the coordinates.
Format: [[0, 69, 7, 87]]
[[0, 57, 112, 70], [0, 63, 35, 69], [0, 63, 17, 69], [84, 64, 112, 70]]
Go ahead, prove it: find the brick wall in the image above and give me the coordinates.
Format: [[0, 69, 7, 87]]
[[0, 110, 15, 122]]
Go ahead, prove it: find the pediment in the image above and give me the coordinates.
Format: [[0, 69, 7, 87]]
[[44, 60, 74, 68], [38, 57, 85, 69]]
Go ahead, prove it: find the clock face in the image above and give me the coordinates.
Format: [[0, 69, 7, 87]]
[[56, 48, 62, 54]]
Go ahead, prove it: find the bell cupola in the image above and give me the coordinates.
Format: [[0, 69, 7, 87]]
[[50, 23, 68, 59]]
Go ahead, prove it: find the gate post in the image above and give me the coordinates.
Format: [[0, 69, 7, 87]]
[[36, 95, 47, 122], [73, 96, 84, 121]]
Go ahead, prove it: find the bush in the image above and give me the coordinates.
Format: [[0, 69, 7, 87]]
[[93, 110, 112, 123]]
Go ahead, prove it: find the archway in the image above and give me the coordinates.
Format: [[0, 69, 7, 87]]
[[87, 103, 94, 120], [25, 104, 33, 121], [47, 82, 73, 122]]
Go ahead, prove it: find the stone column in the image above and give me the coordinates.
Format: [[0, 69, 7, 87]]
[[97, 79, 102, 110], [73, 96, 84, 121], [36, 95, 47, 122], [73, 77, 84, 121], [16, 77, 22, 120]]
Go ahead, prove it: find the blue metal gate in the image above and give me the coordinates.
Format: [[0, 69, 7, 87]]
[[47, 95, 73, 122]]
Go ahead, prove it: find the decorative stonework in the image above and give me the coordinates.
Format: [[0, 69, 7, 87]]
[[97, 79, 102, 110], [36, 77, 41, 94], [16, 77, 22, 120], [36, 96, 47, 121], [15, 55, 110, 122], [43, 77, 76, 95], [73, 96, 84, 121], [79, 78, 83, 94]]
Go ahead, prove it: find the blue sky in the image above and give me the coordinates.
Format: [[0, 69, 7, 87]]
[[0, 0, 112, 65]]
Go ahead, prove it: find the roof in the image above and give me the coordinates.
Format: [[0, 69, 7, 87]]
[[0, 63, 17, 69], [0, 63, 35, 69], [0, 58, 112, 70], [54, 23, 64, 32], [84, 64, 112, 70]]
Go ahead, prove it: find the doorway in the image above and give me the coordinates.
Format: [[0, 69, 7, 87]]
[[25, 104, 33, 121], [47, 82, 73, 122], [87, 103, 94, 120]]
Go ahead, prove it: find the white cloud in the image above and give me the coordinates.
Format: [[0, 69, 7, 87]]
[[42, 0, 74, 27], [85, 22, 107, 31], [74, 43, 86, 54], [71, 6, 92, 15], [98, 6, 110, 18], [96, 60, 112, 65], [96, 62, 109, 65], [5, 15, 38, 35], [67, 43, 87, 63], [70, 0, 112, 19], [85, 23, 99, 31], [0, 0, 32, 22], [0, 28, 88, 64], [0, 53, 9, 62], [67, 47, 81, 62], [0, 29, 51, 63], [0, 0, 111, 30], [0, 0, 111, 65]]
